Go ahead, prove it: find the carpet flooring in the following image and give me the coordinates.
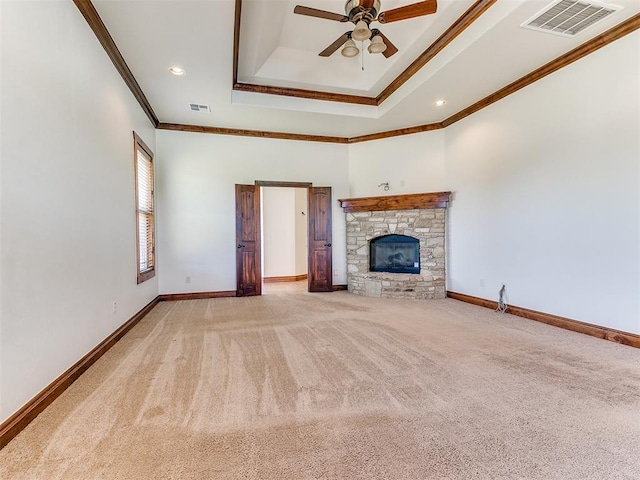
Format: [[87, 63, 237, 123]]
[[1, 290, 639, 479]]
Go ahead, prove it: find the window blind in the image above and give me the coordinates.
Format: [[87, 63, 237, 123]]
[[134, 134, 155, 283]]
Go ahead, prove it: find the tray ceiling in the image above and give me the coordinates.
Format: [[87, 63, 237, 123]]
[[91, 0, 640, 138]]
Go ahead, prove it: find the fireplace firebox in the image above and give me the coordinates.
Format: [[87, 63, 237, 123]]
[[370, 234, 420, 274]]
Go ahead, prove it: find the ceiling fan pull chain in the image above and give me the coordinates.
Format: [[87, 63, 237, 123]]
[[361, 41, 365, 71]]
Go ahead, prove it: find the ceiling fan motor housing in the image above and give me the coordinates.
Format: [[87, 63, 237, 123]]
[[345, 0, 381, 23]]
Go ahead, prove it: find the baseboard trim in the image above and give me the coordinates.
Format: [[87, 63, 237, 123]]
[[447, 291, 640, 348], [158, 291, 237, 301], [0, 296, 160, 450], [263, 274, 307, 283], [333, 284, 348, 291]]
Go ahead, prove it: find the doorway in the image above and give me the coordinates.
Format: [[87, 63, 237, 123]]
[[235, 181, 333, 296], [261, 186, 308, 294]]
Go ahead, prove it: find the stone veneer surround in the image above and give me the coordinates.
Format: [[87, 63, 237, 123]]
[[340, 192, 451, 300]]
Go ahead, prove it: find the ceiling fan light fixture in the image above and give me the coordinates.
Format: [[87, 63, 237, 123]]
[[368, 35, 387, 54], [341, 39, 360, 57], [352, 20, 371, 41]]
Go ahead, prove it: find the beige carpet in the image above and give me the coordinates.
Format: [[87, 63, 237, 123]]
[[1, 291, 639, 479]]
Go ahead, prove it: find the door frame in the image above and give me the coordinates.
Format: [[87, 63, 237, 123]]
[[256, 180, 312, 189], [245, 180, 330, 294]]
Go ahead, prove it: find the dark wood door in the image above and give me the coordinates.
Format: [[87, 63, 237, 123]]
[[308, 186, 333, 292], [235, 184, 261, 296]]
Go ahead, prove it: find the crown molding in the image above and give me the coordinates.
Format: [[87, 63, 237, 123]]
[[442, 12, 640, 127], [376, 0, 497, 104], [348, 123, 443, 143], [73, 0, 159, 127], [232, 0, 496, 107], [157, 123, 349, 144], [76, 2, 639, 144], [233, 82, 377, 106]]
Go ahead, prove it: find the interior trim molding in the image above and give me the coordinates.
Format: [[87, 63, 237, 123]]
[[158, 291, 237, 301], [76, 2, 639, 144], [232, 0, 241, 85], [73, 0, 159, 127], [348, 123, 443, 143], [229, 10, 640, 142], [232, 0, 496, 106], [339, 191, 451, 213], [441, 12, 640, 127], [157, 122, 349, 144], [255, 180, 313, 188], [0, 296, 160, 451], [233, 82, 378, 106], [263, 274, 308, 283], [376, 0, 497, 104], [447, 291, 640, 349]]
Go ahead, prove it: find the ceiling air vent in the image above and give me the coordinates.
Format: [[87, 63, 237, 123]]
[[521, 0, 621, 37], [190, 103, 210, 112]]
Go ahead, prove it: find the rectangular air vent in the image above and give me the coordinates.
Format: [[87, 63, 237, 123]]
[[190, 103, 210, 112], [521, 0, 621, 37]]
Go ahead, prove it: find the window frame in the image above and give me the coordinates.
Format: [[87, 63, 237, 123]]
[[133, 132, 156, 284]]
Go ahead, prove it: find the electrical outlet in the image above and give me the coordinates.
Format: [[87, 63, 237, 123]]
[[112, 301, 117, 314], [185, 276, 191, 284]]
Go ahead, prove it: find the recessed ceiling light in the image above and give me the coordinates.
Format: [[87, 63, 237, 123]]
[[434, 99, 446, 107], [169, 66, 185, 76]]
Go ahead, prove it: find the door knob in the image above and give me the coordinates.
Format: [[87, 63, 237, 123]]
[[237, 244, 245, 248], [324, 243, 332, 247]]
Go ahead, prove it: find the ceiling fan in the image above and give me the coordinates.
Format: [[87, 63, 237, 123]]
[[293, 0, 438, 58]]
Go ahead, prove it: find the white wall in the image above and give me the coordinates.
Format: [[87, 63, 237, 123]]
[[445, 32, 640, 334], [1, 0, 636, 430], [262, 187, 296, 277], [294, 188, 308, 276], [156, 131, 349, 294], [0, 2, 158, 421], [262, 187, 308, 278], [348, 130, 446, 197], [347, 32, 640, 334]]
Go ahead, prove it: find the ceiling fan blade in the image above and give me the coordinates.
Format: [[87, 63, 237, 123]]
[[376, 31, 398, 58], [294, 6, 349, 22], [319, 33, 351, 57], [378, 0, 437, 24]]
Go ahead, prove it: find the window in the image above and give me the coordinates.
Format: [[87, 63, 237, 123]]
[[134, 133, 155, 283]]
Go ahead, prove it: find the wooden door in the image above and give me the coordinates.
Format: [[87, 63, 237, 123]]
[[235, 184, 261, 296], [308, 186, 333, 292]]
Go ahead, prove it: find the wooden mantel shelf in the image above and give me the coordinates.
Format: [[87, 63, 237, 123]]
[[338, 192, 451, 213]]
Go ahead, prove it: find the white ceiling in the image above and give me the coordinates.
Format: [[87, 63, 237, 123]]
[[238, 0, 471, 95], [93, 0, 639, 138]]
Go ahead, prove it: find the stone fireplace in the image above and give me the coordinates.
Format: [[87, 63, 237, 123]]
[[339, 192, 451, 299]]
